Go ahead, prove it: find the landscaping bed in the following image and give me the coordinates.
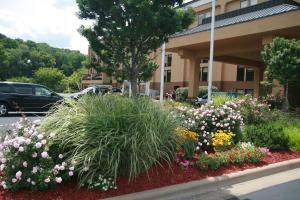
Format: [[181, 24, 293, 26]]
[[0, 150, 299, 200]]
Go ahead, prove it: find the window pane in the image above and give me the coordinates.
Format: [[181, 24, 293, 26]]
[[236, 66, 245, 81], [246, 68, 254, 81], [202, 67, 208, 82], [241, 0, 249, 8], [198, 14, 205, 25], [0, 84, 12, 93], [167, 70, 171, 82], [167, 54, 172, 67], [13, 85, 33, 95], [35, 87, 52, 96], [250, 0, 258, 6]]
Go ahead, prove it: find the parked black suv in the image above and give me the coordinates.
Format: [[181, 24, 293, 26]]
[[0, 82, 63, 116]]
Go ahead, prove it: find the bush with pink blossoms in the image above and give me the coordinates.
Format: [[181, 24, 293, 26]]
[[174, 101, 243, 150], [0, 118, 75, 191]]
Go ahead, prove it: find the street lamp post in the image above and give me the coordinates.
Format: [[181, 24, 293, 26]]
[[160, 43, 166, 104], [208, 0, 216, 103]]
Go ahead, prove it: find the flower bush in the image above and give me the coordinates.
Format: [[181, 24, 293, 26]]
[[174, 101, 243, 150], [196, 146, 268, 171], [0, 118, 75, 191], [212, 130, 235, 151], [178, 129, 198, 160]]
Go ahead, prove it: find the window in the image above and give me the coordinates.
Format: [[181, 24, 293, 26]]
[[13, 85, 33, 95], [198, 11, 211, 25], [245, 89, 254, 95], [165, 54, 172, 67], [241, 0, 257, 8], [0, 84, 12, 93], [35, 87, 52, 96], [236, 66, 245, 81], [164, 70, 171, 82], [201, 59, 209, 64], [201, 67, 208, 82], [246, 68, 254, 81]]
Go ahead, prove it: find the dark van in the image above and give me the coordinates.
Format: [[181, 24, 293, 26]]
[[0, 82, 63, 116]]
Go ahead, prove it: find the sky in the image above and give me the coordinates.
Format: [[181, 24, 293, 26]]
[[0, 0, 195, 55], [0, 0, 90, 54]]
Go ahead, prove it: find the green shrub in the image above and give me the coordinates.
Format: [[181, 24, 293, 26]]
[[243, 123, 290, 150], [41, 96, 179, 184], [282, 120, 300, 151], [175, 86, 218, 101], [213, 95, 234, 107]]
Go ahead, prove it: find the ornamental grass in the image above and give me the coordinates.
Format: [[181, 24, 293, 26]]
[[41, 95, 179, 184]]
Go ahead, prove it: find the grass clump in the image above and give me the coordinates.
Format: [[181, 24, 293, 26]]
[[41, 95, 179, 184]]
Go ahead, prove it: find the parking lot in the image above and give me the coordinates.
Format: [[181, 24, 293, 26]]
[[0, 113, 45, 131]]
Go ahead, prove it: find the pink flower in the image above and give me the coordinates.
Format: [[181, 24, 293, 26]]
[[179, 160, 190, 168], [55, 177, 62, 183], [68, 171, 74, 176], [35, 142, 42, 148], [15, 171, 22, 180], [32, 152, 37, 158], [41, 151, 48, 158], [32, 166, 38, 174]]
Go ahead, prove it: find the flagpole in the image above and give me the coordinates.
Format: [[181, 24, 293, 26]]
[[208, 0, 216, 103], [160, 43, 166, 104]]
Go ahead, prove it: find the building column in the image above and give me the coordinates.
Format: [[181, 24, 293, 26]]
[[188, 58, 201, 98]]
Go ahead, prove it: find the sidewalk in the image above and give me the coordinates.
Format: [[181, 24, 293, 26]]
[[104, 158, 300, 200]]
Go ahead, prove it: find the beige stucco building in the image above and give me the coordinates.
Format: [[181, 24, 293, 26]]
[[150, 0, 300, 98]]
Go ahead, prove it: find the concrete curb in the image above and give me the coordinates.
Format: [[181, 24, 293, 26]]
[[104, 158, 300, 200]]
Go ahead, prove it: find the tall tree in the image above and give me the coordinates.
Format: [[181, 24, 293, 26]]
[[77, 0, 195, 95], [262, 37, 300, 107]]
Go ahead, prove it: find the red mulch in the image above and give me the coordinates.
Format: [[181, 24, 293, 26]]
[[1, 151, 300, 200]]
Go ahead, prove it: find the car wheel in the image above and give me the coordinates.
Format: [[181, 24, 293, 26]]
[[0, 103, 8, 117]]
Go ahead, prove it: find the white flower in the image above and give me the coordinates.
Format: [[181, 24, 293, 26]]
[[31, 181, 36, 185], [55, 177, 62, 183], [12, 178, 17, 183], [32, 166, 38, 174], [41, 151, 48, 158], [25, 138, 31, 145], [58, 154, 63, 159], [44, 177, 50, 183], [35, 142, 42, 148], [59, 165, 65, 171], [1, 158, 6, 163], [41, 139, 47, 145], [23, 161, 28, 168], [0, 164, 5, 171], [71, 160, 77, 166], [204, 151, 208, 155], [37, 134, 43, 140], [27, 178, 31, 182], [196, 146, 200, 151], [69, 166, 74, 171], [50, 132, 56, 138], [32, 152, 37, 158], [19, 146, 24, 152], [13, 142, 20, 149], [84, 167, 89, 171], [61, 162, 66, 166]]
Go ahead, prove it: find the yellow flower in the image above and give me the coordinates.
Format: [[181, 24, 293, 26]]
[[177, 128, 199, 142], [212, 130, 235, 148]]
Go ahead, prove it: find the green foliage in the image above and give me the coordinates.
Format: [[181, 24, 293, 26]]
[[262, 37, 300, 87], [213, 95, 234, 107], [196, 146, 266, 171], [244, 123, 290, 150], [182, 137, 197, 160], [0, 33, 87, 81], [34, 67, 66, 92], [41, 96, 179, 183], [281, 119, 300, 151], [7, 76, 34, 83], [63, 68, 86, 92], [77, 0, 195, 95]]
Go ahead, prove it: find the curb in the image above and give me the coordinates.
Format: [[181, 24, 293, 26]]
[[104, 158, 300, 200]]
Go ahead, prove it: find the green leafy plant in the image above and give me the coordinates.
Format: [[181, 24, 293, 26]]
[[41, 96, 179, 184], [243, 123, 290, 150]]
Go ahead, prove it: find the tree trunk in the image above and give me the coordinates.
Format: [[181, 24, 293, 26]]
[[283, 82, 290, 111], [131, 79, 138, 97]]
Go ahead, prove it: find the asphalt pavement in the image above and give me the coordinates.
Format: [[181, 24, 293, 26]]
[[0, 113, 45, 131]]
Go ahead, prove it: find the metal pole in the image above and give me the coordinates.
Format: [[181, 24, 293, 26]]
[[208, 0, 216, 103], [160, 43, 166, 104]]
